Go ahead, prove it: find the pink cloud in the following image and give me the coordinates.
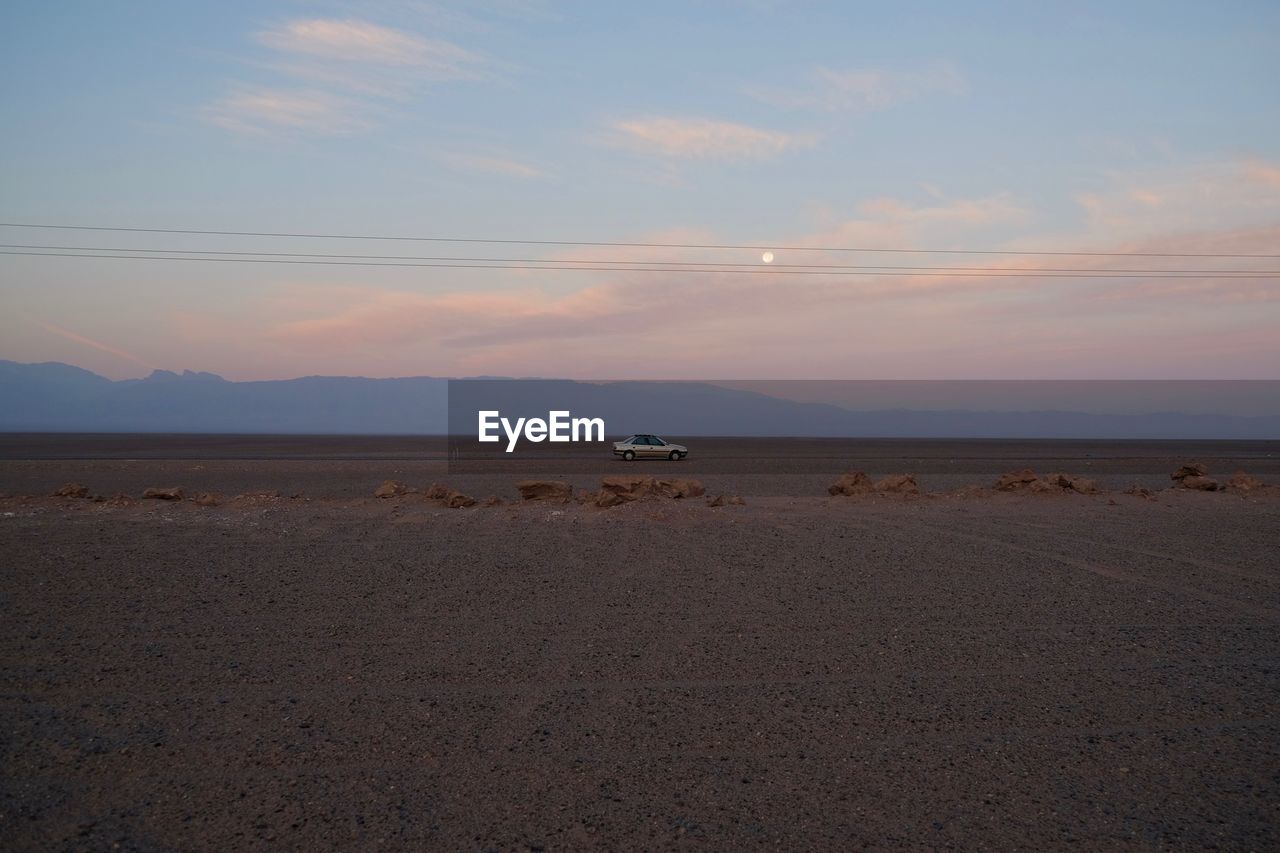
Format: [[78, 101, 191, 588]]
[[256, 235, 1274, 378], [607, 117, 817, 161], [31, 319, 156, 370]]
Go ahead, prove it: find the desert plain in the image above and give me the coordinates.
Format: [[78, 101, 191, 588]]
[[1, 435, 1278, 849]]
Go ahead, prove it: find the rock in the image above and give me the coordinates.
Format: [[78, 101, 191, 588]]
[[995, 469, 1038, 491], [873, 473, 919, 495], [1073, 478, 1099, 494], [600, 475, 658, 501], [422, 483, 450, 500], [517, 480, 573, 501], [1227, 470, 1264, 491], [656, 478, 705, 499], [828, 471, 874, 496], [594, 475, 706, 502], [142, 487, 183, 500], [1043, 473, 1099, 494], [444, 490, 476, 508], [234, 490, 281, 502], [1171, 462, 1209, 482], [706, 494, 726, 507], [53, 483, 89, 498], [193, 492, 223, 507], [1124, 484, 1155, 499], [1180, 475, 1220, 491], [595, 491, 626, 508], [374, 480, 411, 498], [1028, 478, 1056, 493], [727, 495, 746, 505], [480, 495, 504, 507]]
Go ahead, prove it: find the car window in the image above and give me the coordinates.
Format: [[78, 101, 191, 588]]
[[651, 436, 665, 445], [636, 436, 651, 445]]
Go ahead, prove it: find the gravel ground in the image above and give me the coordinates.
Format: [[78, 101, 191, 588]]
[[1, 438, 1278, 849]]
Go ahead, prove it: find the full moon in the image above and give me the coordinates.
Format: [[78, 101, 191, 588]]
[[761, 251, 774, 264]]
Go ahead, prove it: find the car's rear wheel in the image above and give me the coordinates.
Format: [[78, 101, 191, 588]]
[[669, 450, 680, 461], [623, 450, 635, 461]]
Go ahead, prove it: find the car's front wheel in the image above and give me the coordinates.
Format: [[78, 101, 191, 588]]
[[622, 450, 635, 461], [669, 450, 681, 461]]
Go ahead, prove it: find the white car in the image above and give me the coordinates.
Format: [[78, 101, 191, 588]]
[[613, 434, 688, 461]]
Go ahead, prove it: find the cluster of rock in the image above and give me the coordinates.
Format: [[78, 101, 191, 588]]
[[47, 462, 1267, 511], [49, 484, 302, 507], [987, 463, 1267, 496], [142, 486, 184, 500], [1228, 471, 1265, 491], [51, 483, 133, 505], [516, 476, 728, 509], [516, 480, 573, 502], [1171, 463, 1264, 492], [827, 472, 920, 496], [994, 469, 1099, 494], [374, 480, 490, 508]]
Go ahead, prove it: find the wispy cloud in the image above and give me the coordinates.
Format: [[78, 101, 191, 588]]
[[606, 116, 817, 161], [1071, 158, 1280, 239], [32, 319, 155, 370], [202, 88, 368, 135], [748, 63, 967, 112], [204, 17, 485, 136], [1243, 158, 1280, 189], [256, 186, 1279, 379], [442, 152, 545, 178], [856, 192, 1028, 229], [255, 18, 483, 83]]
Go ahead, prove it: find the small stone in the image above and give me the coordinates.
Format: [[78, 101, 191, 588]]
[[1227, 471, 1264, 491], [1180, 475, 1220, 491], [1171, 462, 1209, 482], [828, 471, 873, 496], [995, 470, 1038, 491], [374, 480, 410, 498], [142, 487, 183, 500], [873, 473, 919, 495], [444, 490, 476, 508], [517, 480, 573, 502]]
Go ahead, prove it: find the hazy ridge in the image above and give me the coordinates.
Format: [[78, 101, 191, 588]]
[[2, 361, 1277, 438]]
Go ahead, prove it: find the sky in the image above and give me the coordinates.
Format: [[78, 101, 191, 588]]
[[1, 0, 1278, 381]]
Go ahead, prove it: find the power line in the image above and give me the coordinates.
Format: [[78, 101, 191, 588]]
[[3, 250, 1275, 278], [0, 243, 1273, 275], [1, 221, 1276, 259]]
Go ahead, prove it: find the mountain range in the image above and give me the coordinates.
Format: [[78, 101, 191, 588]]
[[1, 361, 1276, 438]]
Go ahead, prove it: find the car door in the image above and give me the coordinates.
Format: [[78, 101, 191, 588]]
[[646, 436, 667, 458]]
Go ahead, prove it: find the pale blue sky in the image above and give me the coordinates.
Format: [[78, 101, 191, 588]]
[[2, 1, 1278, 380]]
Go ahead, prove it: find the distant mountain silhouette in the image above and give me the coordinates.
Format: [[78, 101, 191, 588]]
[[1, 361, 1276, 438], [0, 361, 447, 433]]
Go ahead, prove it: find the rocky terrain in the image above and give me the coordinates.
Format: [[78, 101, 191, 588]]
[[2, 437, 1278, 849]]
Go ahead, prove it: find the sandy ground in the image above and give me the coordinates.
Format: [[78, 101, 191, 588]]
[[2, 438, 1278, 849]]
